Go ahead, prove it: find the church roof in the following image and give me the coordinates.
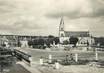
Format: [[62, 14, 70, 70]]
[[64, 31, 90, 37]]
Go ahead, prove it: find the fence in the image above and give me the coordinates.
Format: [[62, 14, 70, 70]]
[[14, 49, 31, 63]]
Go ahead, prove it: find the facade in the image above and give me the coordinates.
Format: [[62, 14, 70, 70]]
[[59, 17, 94, 45]]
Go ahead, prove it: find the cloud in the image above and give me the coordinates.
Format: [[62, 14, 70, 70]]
[[0, 0, 49, 33], [46, 0, 104, 18], [0, 0, 104, 36], [0, 0, 16, 14]]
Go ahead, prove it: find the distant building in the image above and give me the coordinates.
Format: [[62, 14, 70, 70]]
[[0, 34, 49, 47], [0, 34, 36, 47], [59, 17, 94, 45]]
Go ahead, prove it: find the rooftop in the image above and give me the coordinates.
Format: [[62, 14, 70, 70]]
[[64, 31, 90, 37]]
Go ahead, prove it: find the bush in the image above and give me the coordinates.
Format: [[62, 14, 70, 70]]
[[63, 40, 69, 45], [69, 36, 79, 47]]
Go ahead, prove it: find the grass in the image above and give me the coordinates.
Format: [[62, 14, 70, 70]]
[[7, 64, 31, 73], [19, 48, 104, 64], [14, 48, 104, 73]]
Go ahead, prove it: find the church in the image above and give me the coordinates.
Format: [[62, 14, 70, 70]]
[[59, 17, 94, 46]]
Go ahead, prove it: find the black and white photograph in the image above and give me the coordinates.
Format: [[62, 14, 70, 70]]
[[0, 0, 104, 73]]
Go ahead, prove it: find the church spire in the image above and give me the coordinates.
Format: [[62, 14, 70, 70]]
[[59, 16, 64, 31], [59, 16, 65, 44], [59, 16, 65, 38]]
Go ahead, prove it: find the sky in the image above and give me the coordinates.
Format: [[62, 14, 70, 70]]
[[0, 0, 104, 37]]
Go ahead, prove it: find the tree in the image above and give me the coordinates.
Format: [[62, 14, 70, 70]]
[[32, 38, 45, 49], [47, 35, 55, 45], [33, 39, 38, 45], [48, 35, 54, 38], [69, 36, 79, 47], [54, 37, 59, 45], [38, 38, 44, 46], [63, 40, 69, 45], [28, 40, 33, 47], [94, 37, 104, 46]]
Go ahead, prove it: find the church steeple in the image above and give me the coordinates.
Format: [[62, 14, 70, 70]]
[[59, 17, 65, 37], [59, 16, 64, 31]]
